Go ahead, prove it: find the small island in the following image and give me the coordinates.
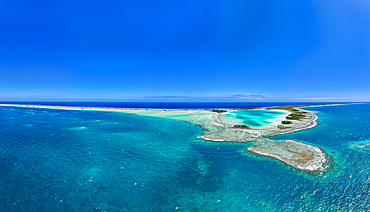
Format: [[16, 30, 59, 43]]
[[232, 125, 251, 129], [0, 103, 333, 173]]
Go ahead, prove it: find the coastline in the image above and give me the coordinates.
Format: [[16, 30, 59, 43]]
[[0, 103, 337, 173], [246, 139, 329, 173], [263, 112, 318, 138]]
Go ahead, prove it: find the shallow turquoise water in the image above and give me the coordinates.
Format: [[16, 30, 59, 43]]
[[0, 104, 369, 211], [222, 109, 285, 127]]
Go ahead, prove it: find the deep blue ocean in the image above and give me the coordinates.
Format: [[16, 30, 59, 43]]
[[0, 101, 352, 109], [0, 102, 369, 211]]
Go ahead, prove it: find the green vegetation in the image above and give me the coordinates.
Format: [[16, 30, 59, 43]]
[[277, 125, 289, 129], [232, 125, 251, 129], [286, 113, 306, 120], [267, 105, 310, 120], [239, 108, 254, 110], [282, 120, 293, 124], [266, 106, 296, 110], [211, 109, 227, 113], [293, 111, 307, 115]]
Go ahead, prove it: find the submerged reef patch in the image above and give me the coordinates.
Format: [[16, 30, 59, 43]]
[[348, 140, 370, 152]]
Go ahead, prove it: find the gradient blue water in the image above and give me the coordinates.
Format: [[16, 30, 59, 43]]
[[0, 103, 369, 211]]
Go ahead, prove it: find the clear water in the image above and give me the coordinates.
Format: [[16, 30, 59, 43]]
[[221, 109, 286, 127], [0, 103, 369, 211]]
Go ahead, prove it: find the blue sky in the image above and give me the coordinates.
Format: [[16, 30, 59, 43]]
[[0, 0, 369, 102]]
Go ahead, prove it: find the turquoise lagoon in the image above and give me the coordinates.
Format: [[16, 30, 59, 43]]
[[221, 109, 287, 127], [0, 103, 369, 211]]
